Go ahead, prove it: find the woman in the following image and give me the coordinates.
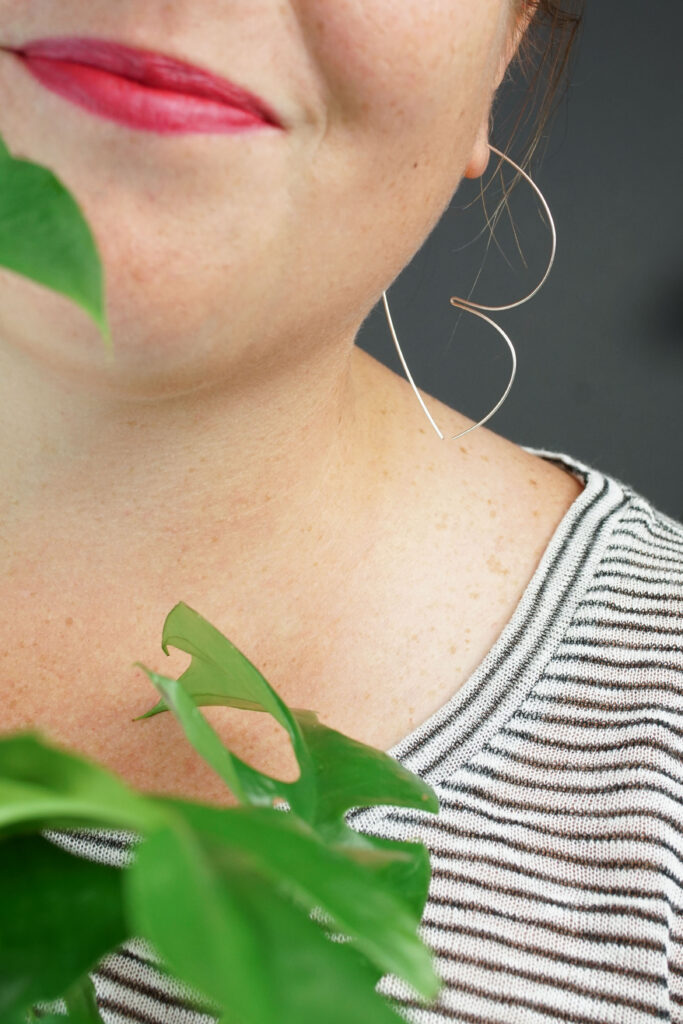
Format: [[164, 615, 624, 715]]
[[1, 1, 681, 1022]]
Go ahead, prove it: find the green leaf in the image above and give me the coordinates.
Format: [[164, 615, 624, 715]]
[[0, 605, 444, 1023], [133, 600, 316, 816], [0, 834, 125, 1020], [136, 673, 255, 806], [341, 830, 433, 923], [294, 707, 438, 835], [154, 796, 440, 1000], [0, 731, 167, 837], [128, 820, 408, 1024], [125, 821, 272, 1024], [0, 131, 112, 352], [62, 973, 106, 1024], [217, 865, 412, 1024], [131, 603, 442, 1008], [134, 602, 439, 834]]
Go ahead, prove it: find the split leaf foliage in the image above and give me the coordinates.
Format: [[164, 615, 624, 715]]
[[0, 123, 442, 1024], [1, 602, 442, 1024]]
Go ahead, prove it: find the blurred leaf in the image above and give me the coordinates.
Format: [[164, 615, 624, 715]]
[[62, 973, 106, 1023], [341, 830, 433, 923], [128, 821, 407, 1024], [154, 795, 439, 999], [0, 834, 124, 1020], [0, 131, 111, 352], [0, 600, 444, 1023], [227, 872, 410, 1024], [0, 732, 166, 837], [125, 821, 274, 1024]]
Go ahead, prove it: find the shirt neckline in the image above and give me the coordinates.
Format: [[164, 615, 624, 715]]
[[44, 446, 632, 849], [354, 445, 632, 793]]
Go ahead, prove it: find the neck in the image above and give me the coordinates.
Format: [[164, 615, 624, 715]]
[[0, 337, 394, 598]]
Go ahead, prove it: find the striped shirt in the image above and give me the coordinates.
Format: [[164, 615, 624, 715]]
[[38, 444, 683, 1024]]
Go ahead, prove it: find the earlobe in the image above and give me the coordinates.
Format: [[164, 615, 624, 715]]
[[463, 120, 491, 180], [464, 3, 534, 182]]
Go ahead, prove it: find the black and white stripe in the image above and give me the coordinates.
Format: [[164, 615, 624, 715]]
[[39, 446, 683, 1024]]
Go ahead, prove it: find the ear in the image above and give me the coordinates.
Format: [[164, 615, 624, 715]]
[[463, 1, 537, 180]]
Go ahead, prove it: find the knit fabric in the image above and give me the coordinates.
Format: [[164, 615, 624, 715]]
[[36, 445, 683, 1024]]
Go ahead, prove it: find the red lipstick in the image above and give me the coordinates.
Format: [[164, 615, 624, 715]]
[[4, 36, 284, 134]]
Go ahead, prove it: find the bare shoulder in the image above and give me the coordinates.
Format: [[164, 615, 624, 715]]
[[354, 344, 586, 537], [428, 395, 586, 598], [334, 347, 587, 749]]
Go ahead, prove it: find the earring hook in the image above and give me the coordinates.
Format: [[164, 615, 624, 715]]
[[381, 143, 557, 441]]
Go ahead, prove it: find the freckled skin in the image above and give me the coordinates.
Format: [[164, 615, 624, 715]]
[[0, 0, 525, 402], [0, 1, 585, 802]]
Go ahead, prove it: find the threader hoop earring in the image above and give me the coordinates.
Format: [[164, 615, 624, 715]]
[[381, 143, 557, 441]]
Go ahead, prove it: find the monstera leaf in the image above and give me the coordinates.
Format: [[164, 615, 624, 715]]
[[0, 126, 441, 1024], [0, 602, 442, 1024]]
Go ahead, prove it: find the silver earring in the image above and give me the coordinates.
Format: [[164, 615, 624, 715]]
[[381, 143, 557, 441]]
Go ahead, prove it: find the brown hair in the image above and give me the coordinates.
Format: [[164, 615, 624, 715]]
[[511, 0, 586, 168], [479, 0, 585, 236]]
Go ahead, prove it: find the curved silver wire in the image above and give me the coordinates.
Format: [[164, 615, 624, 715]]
[[381, 143, 557, 441]]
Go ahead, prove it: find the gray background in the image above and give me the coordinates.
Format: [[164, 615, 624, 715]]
[[355, 0, 683, 522]]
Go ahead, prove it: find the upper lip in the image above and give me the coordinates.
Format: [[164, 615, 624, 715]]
[[3, 36, 284, 128]]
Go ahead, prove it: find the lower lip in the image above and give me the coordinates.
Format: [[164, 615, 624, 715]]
[[12, 52, 275, 135]]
